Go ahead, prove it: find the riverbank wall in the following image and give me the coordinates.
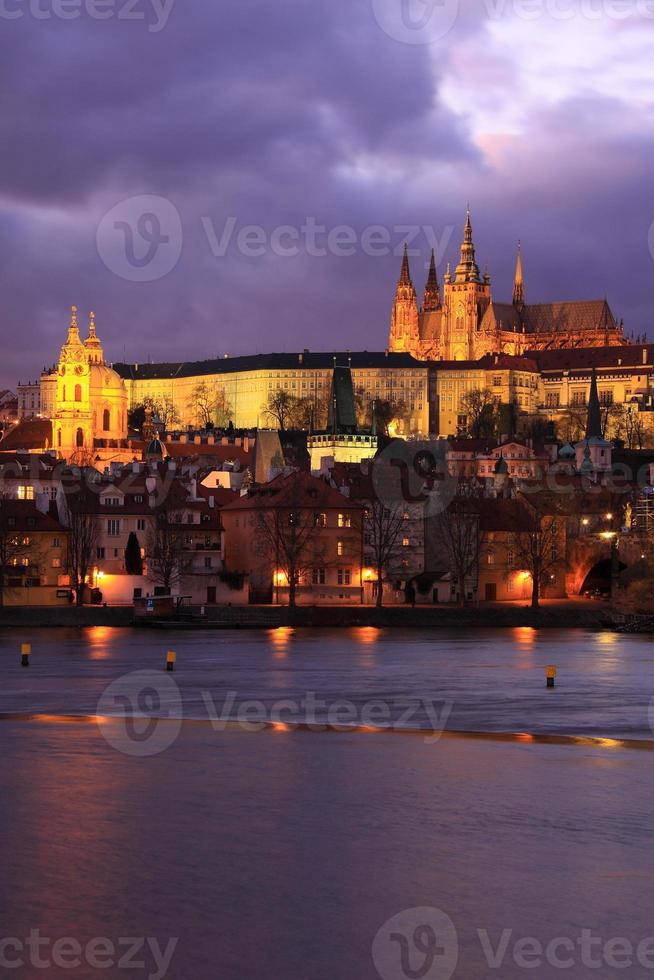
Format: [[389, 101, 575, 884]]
[[0, 603, 620, 630]]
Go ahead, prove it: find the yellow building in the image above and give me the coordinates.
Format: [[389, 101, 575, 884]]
[[51, 307, 129, 464], [115, 351, 431, 435], [434, 353, 540, 437]]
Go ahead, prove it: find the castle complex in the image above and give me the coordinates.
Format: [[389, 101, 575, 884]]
[[6, 211, 653, 461], [389, 209, 627, 360]]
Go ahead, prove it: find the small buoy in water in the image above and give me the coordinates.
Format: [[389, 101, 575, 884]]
[[166, 650, 176, 672], [21, 643, 31, 667], [546, 664, 557, 688]]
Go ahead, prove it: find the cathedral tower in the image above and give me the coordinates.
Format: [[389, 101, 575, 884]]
[[389, 245, 419, 353], [441, 208, 491, 360]]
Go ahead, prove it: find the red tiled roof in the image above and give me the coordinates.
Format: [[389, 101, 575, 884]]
[[222, 471, 359, 512], [0, 499, 65, 531], [0, 419, 53, 452]]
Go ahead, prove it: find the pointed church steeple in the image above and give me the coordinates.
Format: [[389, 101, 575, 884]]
[[66, 305, 82, 347], [388, 244, 419, 353], [585, 367, 602, 440], [398, 243, 412, 285], [512, 241, 525, 310], [422, 249, 440, 312], [84, 310, 104, 364], [454, 207, 481, 283]]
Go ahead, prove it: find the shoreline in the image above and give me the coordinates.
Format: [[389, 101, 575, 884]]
[[0, 603, 626, 630]]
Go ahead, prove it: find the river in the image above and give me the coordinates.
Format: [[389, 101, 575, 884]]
[[1, 626, 653, 979]]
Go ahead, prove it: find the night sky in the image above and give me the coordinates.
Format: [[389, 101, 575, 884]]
[[2, 0, 653, 387]]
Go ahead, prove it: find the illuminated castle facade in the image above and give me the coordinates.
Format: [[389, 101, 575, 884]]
[[389, 209, 627, 361]]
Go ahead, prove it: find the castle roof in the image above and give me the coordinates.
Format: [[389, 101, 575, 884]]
[[113, 351, 426, 381]]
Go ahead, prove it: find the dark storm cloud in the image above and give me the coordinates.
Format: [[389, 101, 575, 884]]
[[0, 0, 652, 386]]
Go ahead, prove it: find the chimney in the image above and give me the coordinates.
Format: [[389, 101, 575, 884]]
[[298, 353, 303, 364], [243, 436, 249, 451], [643, 348, 648, 365], [235, 437, 241, 446], [194, 435, 201, 444], [207, 434, 215, 445], [180, 434, 187, 444], [209, 495, 215, 508], [222, 437, 228, 445]]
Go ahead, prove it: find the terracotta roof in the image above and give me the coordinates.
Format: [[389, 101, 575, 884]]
[[222, 471, 360, 512], [0, 499, 65, 531], [0, 419, 52, 452]]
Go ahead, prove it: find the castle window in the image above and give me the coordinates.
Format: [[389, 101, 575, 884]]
[[76, 428, 84, 447], [74, 384, 82, 402], [103, 408, 111, 431], [599, 390, 613, 405]]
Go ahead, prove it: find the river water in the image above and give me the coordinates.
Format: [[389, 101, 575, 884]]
[[1, 627, 654, 979]]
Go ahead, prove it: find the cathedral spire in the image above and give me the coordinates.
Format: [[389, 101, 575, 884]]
[[388, 245, 419, 352], [422, 249, 440, 312], [512, 241, 525, 310], [585, 367, 602, 440], [398, 243, 412, 285], [454, 207, 481, 283]]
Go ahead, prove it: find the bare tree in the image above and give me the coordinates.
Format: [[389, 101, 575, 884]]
[[373, 397, 408, 437], [625, 406, 647, 450], [146, 505, 186, 593], [430, 492, 484, 607], [459, 388, 500, 440], [364, 496, 406, 607], [263, 388, 299, 431], [63, 497, 99, 606], [189, 382, 232, 429], [0, 495, 37, 606], [254, 479, 328, 607], [510, 502, 562, 610], [148, 396, 180, 432], [559, 406, 587, 444]]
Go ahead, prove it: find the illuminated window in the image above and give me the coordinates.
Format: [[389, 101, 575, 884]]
[[74, 384, 82, 402], [338, 513, 351, 528], [337, 540, 344, 556], [17, 486, 34, 500]]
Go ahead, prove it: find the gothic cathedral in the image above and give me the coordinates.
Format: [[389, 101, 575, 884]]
[[389, 209, 627, 361]]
